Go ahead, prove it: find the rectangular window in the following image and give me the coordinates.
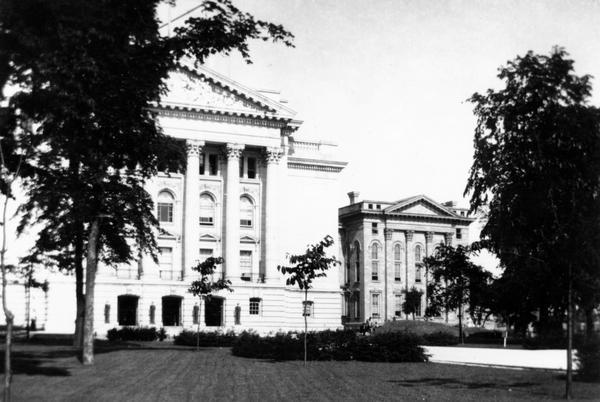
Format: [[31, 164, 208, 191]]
[[456, 228, 462, 239], [394, 262, 402, 281], [371, 222, 378, 235], [200, 248, 213, 259], [199, 216, 214, 225], [415, 299, 422, 317], [415, 265, 422, 283], [395, 294, 402, 317], [199, 153, 205, 175], [240, 219, 252, 227], [159, 247, 180, 280], [249, 298, 261, 315], [371, 261, 378, 281], [368, 203, 373, 209], [239, 156, 245, 178], [157, 203, 173, 223], [371, 293, 380, 318], [240, 250, 252, 277], [247, 157, 257, 179], [208, 154, 218, 176]]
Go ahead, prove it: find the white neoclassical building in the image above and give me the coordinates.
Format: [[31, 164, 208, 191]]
[[4, 64, 347, 335]]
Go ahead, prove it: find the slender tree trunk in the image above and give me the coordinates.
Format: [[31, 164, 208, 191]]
[[82, 219, 100, 365], [196, 297, 202, 352], [2, 193, 14, 401], [304, 289, 308, 367], [565, 263, 573, 400]]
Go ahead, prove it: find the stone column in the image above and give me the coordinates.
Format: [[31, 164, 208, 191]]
[[424, 232, 434, 317], [384, 228, 393, 320], [264, 147, 283, 283], [224, 143, 244, 281], [404, 230, 414, 295], [183, 140, 204, 280]]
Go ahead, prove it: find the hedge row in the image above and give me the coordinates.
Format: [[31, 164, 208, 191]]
[[173, 330, 237, 347], [231, 330, 429, 362], [106, 327, 167, 342]]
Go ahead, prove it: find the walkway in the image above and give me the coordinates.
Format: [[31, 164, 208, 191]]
[[424, 346, 571, 370]]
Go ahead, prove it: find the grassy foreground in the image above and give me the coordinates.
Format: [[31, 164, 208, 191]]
[[2, 342, 599, 401]]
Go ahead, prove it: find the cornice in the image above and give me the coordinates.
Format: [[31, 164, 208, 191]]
[[287, 156, 347, 173], [153, 106, 294, 129]]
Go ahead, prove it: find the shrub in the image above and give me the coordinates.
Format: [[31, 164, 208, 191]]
[[231, 329, 428, 362], [173, 329, 237, 347], [375, 320, 458, 337], [576, 334, 600, 382], [106, 327, 161, 342], [422, 331, 459, 346]]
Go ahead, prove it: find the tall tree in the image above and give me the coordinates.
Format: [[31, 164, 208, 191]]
[[465, 47, 600, 398], [423, 244, 487, 343], [278, 235, 339, 367], [0, 0, 293, 366]]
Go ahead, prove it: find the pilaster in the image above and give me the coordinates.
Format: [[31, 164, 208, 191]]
[[224, 143, 244, 282], [444, 232, 454, 247], [183, 140, 204, 280], [263, 146, 283, 283]]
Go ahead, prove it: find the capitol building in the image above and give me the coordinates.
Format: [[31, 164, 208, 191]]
[[4, 64, 347, 335]]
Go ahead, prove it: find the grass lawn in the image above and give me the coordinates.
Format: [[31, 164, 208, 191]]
[[3, 341, 599, 401]]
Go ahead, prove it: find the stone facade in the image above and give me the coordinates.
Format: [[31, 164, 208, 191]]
[[3, 64, 347, 335], [338, 193, 474, 325]]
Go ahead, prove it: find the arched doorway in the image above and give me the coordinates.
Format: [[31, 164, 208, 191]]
[[204, 297, 224, 327], [117, 295, 139, 326], [162, 296, 182, 326]]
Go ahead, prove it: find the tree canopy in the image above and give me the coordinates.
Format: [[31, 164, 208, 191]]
[[465, 48, 600, 333]]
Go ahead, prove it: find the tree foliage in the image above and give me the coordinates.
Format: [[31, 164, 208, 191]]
[[402, 287, 423, 320], [0, 0, 294, 365], [188, 257, 232, 299]]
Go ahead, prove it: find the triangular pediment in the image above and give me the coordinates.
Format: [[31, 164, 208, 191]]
[[161, 64, 296, 118], [384, 195, 456, 218]]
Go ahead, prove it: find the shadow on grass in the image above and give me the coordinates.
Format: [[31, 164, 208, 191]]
[[389, 377, 539, 389], [0, 350, 71, 377]]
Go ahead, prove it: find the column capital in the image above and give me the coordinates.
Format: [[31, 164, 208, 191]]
[[224, 143, 244, 160], [186, 140, 205, 156], [405, 230, 414, 242], [263, 147, 283, 165], [425, 232, 434, 243], [444, 232, 454, 246]]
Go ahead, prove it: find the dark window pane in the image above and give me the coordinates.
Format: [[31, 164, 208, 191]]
[[209, 154, 218, 175], [247, 157, 257, 179]]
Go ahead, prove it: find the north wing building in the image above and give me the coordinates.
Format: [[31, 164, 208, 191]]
[[6, 65, 347, 335], [338, 193, 474, 325]]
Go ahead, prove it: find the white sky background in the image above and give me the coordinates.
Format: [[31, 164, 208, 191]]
[[159, 0, 600, 272]]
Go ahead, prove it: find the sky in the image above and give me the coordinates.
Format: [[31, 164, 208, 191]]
[[161, 0, 600, 209], [158, 0, 600, 271]]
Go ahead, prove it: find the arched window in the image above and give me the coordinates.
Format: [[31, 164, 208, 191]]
[[415, 244, 423, 283], [415, 244, 422, 262], [157, 190, 174, 223], [371, 243, 379, 281], [394, 244, 402, 282], [240, 196, 254, 227], [354, 241, 360, 282], [199, 193, 215, 226]]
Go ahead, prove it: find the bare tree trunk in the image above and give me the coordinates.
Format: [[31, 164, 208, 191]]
[[565, 263, 573, 400], [73, 225, 85, 349], [82, 219, 100, 365], [2, 193, 14, 401], [458, 306, 464, 344], [196, 297, 202, 352]]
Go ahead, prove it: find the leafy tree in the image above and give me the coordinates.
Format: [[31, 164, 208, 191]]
[[465, 47, 600, 397], [0, 0, 293, 366], [188, 256, 232, 351], [278, 235, 339, 367], [402, 287, 424, 320], [423, 244, 487, 343]]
